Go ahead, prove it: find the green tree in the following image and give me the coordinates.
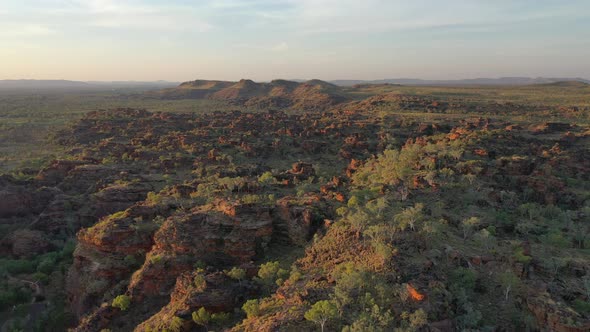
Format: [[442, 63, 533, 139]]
[[331, 263, 371, 314], [211, 312, 231, 326], [242, 299, 260, 318], [112, 295, 131, 311], [192, 307, 211, 329], [342, 304, 393, 332], [499, 270, 520, 301], [167, 317, 184, 332], [258, 171, 275, 186], [257, 261, 288, 291], [408, 309, 428, 329], [461, 217, 480, 239], [584, 277, 590, 300], [366, 197, 389, 218], [518, 203, 541, 221], [346, 209, 370, 237], [393, 203, 424, 231], [476, 228, 495, 250], [225, 267, 246, 285], [304, 300, 338, 332]]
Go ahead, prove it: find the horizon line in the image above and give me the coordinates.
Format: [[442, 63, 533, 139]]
[[1, 76, 589, 83]]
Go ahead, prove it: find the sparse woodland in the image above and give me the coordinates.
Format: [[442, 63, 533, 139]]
[[1, 80, 589, 331]]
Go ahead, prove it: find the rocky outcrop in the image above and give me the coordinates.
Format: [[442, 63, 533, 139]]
[[67, 204, 167, 317], [496, 156, 535, 176], [0, 186, 35, 217], [151, 79, 348, 110], [527, 293, 590, 332], [58, 164, 122, 193], [127, 203, 273, 300], [531, 122, 572, 134], [68, 193, 328, 330], [0, 229, 53, 258], [29, 193, 88, 235], [135, 271, 254, 332], [35, 159, 89, 186], [92, 181, 153, 218], [273, 197, 323, 245], [0, 185, 58, 218]]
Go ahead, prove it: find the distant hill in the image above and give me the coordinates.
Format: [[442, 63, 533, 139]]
[[330, 77, 590, 86], [0, 79, 178, 92], [539, 80, 590, 87], [0, 79, 90, 90], [150, 79, 348, 110]]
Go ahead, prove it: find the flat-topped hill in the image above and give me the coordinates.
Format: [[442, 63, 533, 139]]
[[148, 79, 349, 110]]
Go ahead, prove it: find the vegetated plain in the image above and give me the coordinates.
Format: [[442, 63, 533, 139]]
[[0, 80, 589, 331]]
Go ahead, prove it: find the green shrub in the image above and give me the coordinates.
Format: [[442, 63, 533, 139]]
[[123, 255, 140, 268], [149, 255, 163, 265], [36, 257, 56, 274], [542, 230, 570, 248], [0, 259, 37, 274], [242, 299, 260, 318], [258, 171, 275, 185], [513, 247, 532, 264], [225, 267, 246, 283], [451, 267, 477, 291], [33, 272, 49, 284], [573, 300, 590, 314], [257, 261, 288, 289], [112, 295, 131, 311], [192, 307, 211, 327], [0, 287, 31, 310], [193, 274, 207, 291]]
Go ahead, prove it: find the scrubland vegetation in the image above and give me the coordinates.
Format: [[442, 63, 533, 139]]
[[0, 81, 589, 331]]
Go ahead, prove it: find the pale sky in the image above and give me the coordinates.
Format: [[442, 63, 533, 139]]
[[1, 0, 589, 81]]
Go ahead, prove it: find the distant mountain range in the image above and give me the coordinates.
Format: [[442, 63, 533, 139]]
[[148, 79, 348, 110], [1, 77, 588, 92], [0, 79, 178, 91], [329, 77, 590, 86]]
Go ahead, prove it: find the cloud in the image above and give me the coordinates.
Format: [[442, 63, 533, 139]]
[[284, 0, 587, 35], [233, 41, 291, 53], [0, 24, 56, 37], [271, 42, 289, 52], [37, 0, 214, 32]]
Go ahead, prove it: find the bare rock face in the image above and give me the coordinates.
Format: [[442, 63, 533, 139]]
[[72, 305, 119, 332], [128, 203, 273, 300], [274, 197, 322, 245], [527, 293, 590, 332], [29, 191, 92, 236], [58, 164, 121, 193], [0, 185, 63, 232], [496, 156, 535, 176], [68, 200, 281, 325], [35, 159, 89, 186], [277, 162, 316, 183], [135, 271, 254, 332], [531, 122, 572, 134], [68, 188, 328, 331], [0, 186, 34, 217], [92, 181, 153, 219], [67, 204, 164, 318], [0, 229, 53, 258]]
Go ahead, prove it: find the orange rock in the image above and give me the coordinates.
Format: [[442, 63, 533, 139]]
[[407, 284, 425, 301], [474, 149, 488, 156], [448, 133, 460, 140]]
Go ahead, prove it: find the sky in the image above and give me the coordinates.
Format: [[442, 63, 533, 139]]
[[1, 0, 590, 81]]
